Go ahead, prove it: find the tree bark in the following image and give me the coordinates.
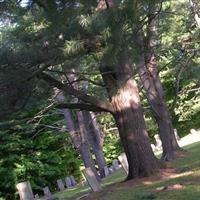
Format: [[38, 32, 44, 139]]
[[76, 110, 101, 180], [135, 11, 181, 160], [101, 55, 159, 179], [56, 90, 100, 180], [67, 70, 106, 179], [82, 111, 107, 178], [136, 54, 179, 160]]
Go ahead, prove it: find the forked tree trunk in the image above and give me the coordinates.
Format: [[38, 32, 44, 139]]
[[136, 54, 179, 160], [76, 110, 101, 180], [101, 55, 159, 179], [135, 12, 181, 160], [82, 111, 107, 178], [56, 91, 100, 180]]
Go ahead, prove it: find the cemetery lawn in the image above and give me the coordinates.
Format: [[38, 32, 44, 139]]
[[55, 141, 200, 200]]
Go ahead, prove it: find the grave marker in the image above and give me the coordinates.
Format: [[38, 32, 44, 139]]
[[118, 153, 128, 174], [16, 181, 34, 200], [108, 166, 114, 174], [103, 166, 109, 177], [112, 159, 120, 171], [151, 144, 156, 152], [65, 177, 72, 188], [70, 175, 76, 186], [56, 179, 65, 191], [34, 194, 40, 200], [154, 134, 162, 150], [83, 167, 102, 192], [43, 186, 52, 199]]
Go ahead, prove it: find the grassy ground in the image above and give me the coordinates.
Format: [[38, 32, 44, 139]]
[[54, 141, 200, 200]]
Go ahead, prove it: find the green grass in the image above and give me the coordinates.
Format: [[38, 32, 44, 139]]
[[53, 169, 127, 199], [53, 141, 200, 200]]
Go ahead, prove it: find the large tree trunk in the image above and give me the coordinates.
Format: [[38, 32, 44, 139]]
[[101, 55, 159, 179], [82, 111, 107, 178]]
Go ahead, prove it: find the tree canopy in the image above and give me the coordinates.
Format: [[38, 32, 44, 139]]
[[0, 0, 200, 199]]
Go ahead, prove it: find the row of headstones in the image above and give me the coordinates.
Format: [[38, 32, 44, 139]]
[[16, 130, 182, 200], [16, 175, 76, 200], [103, 159, 121, 177], [16, 154, 128, 199], [56, 175, 77, 191], [43, 175, 77, 199], [20, 132, 195, 200]]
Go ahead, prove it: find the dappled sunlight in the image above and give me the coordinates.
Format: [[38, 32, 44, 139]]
[[178, 131, 200, 147], [74, 141, 200, 200]]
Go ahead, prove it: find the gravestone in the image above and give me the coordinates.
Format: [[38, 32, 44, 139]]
[[43, 187, 59, 200], [190, 129, 197, 135], [151, 144, 156, 152], [154, 134, 162, 150], [103, 166, 109, 177], [118, 153, 128, 174], [112, 159, 120, 171], [174, 129, 180, 141], [108, 166, 114, 174], [65, 177, 72, 188], [34, 194, 40, 200], [43, 187, 52, 199], [16, 181, 34, 200], [57, 179, 65, 191], [83, 167, 102, 192], [70, 175, 76, 186]]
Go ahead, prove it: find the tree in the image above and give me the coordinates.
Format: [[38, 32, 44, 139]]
[[82, 111, 107, 178], [0, 107, 81, 200], [35, 0, 159, 179], [135, 3, 181, 161], [56, 90, 100, 180], [0, 0, 162, 179]]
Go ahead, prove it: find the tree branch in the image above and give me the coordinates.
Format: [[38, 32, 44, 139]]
[[39, 72, 114, 113], [56, 103, 109, 112]]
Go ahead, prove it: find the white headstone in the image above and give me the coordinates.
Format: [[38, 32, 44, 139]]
[[57, 179, 65, 191], [118, 153, 128, 174], [16, 181, 34, 200], [154, 134, 162, 149], [190, 129, 197, 135], [83, 167, 102, 192], [151, 144, 156, 152], [34, 194, 40, 200]]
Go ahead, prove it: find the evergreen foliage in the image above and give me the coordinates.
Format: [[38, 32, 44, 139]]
[[0, 107, 81, 200], [0, 0, 200, 198]]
